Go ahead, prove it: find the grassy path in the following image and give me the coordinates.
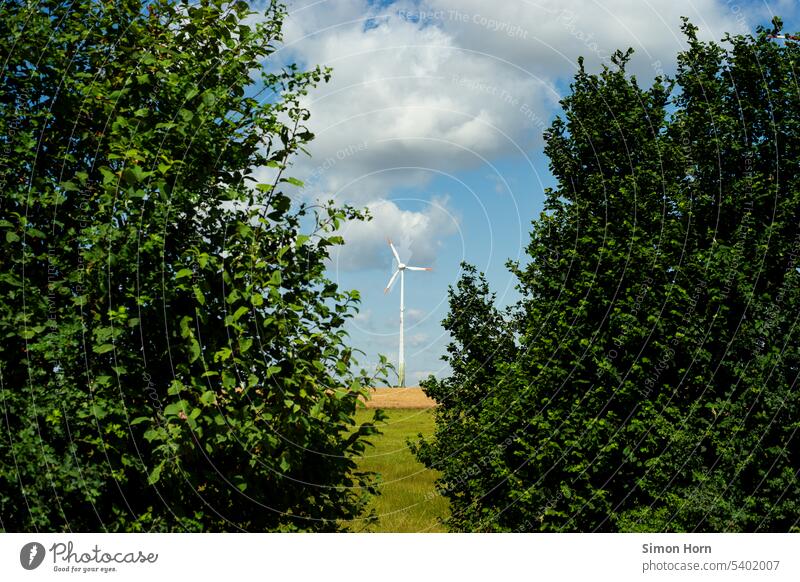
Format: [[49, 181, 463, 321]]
[[351, 408, 449, 532]]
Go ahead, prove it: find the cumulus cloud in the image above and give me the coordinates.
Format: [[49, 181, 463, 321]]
[[278, 0, 556, 204], [278, 0, 749, 202], [409, 0, 752, 78], [327, 195, 459, 272], [267, 0, 758, 273]]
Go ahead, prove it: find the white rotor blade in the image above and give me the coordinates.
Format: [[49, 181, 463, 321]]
[[384, 270, 399, 293], [387, 238, 401, 264], [406, 266, 432, 271]]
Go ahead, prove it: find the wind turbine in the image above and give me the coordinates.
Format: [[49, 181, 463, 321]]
[[384, 239, 431, 387]]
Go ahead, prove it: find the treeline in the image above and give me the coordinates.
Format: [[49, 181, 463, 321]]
[[415, 18, 800, 532]]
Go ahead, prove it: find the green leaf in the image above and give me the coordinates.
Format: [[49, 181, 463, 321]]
[[232, 306, 248, 321], [147, 464, 162, 485], [99, 166, 117, 184], [310, 399, 324, 419], [193, 285, 205, 305], [94, 343, 115, 354], [164, 403, 183, 417], [90, 404, 107, 419], [239, 337, 253, 353], [226, 289, 240, 304], [122, 165, 148, 184], [188, 339, 201, 363]]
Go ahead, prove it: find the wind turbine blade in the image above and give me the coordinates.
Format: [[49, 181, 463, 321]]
[[387, 238, 401, 264], [384, 270, 399, 293], [406, 266, 432, 271]]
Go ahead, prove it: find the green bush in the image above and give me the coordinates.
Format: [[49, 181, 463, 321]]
[[0, 0, 384, 532], [415, 19, 800, 532]]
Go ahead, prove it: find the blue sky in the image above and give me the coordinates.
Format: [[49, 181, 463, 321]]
[[272, 0, 800, 385]]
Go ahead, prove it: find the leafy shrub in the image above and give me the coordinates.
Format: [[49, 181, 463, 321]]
[[0, 0, 384, 532], [415, 19, 800, 532]]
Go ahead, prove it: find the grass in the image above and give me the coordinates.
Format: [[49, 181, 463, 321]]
[[351, 408, 449, 533]]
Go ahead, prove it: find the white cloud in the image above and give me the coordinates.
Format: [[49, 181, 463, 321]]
[[327, 195, 459, 272], [353, 307, 373, 323], [406, 308, 425, 323], [414, 0, 751, 77], [269, 0, 756, 272], [278, 0, 749, 203], [279, 0, 556, 204]]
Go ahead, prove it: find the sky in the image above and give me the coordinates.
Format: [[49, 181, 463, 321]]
[[267, 0, 799, 386]]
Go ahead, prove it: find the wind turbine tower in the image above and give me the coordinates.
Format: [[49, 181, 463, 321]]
[[384, 239, 431, 387]]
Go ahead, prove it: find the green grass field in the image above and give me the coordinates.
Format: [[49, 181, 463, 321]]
[[350, 408, 449, 533]]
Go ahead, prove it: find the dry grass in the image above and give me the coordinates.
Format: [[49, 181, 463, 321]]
[[361, 387, 436, 409]]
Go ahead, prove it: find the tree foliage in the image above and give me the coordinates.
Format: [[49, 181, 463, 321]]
[[0, 0, 384, 532], [416, 19, 800, 532]]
